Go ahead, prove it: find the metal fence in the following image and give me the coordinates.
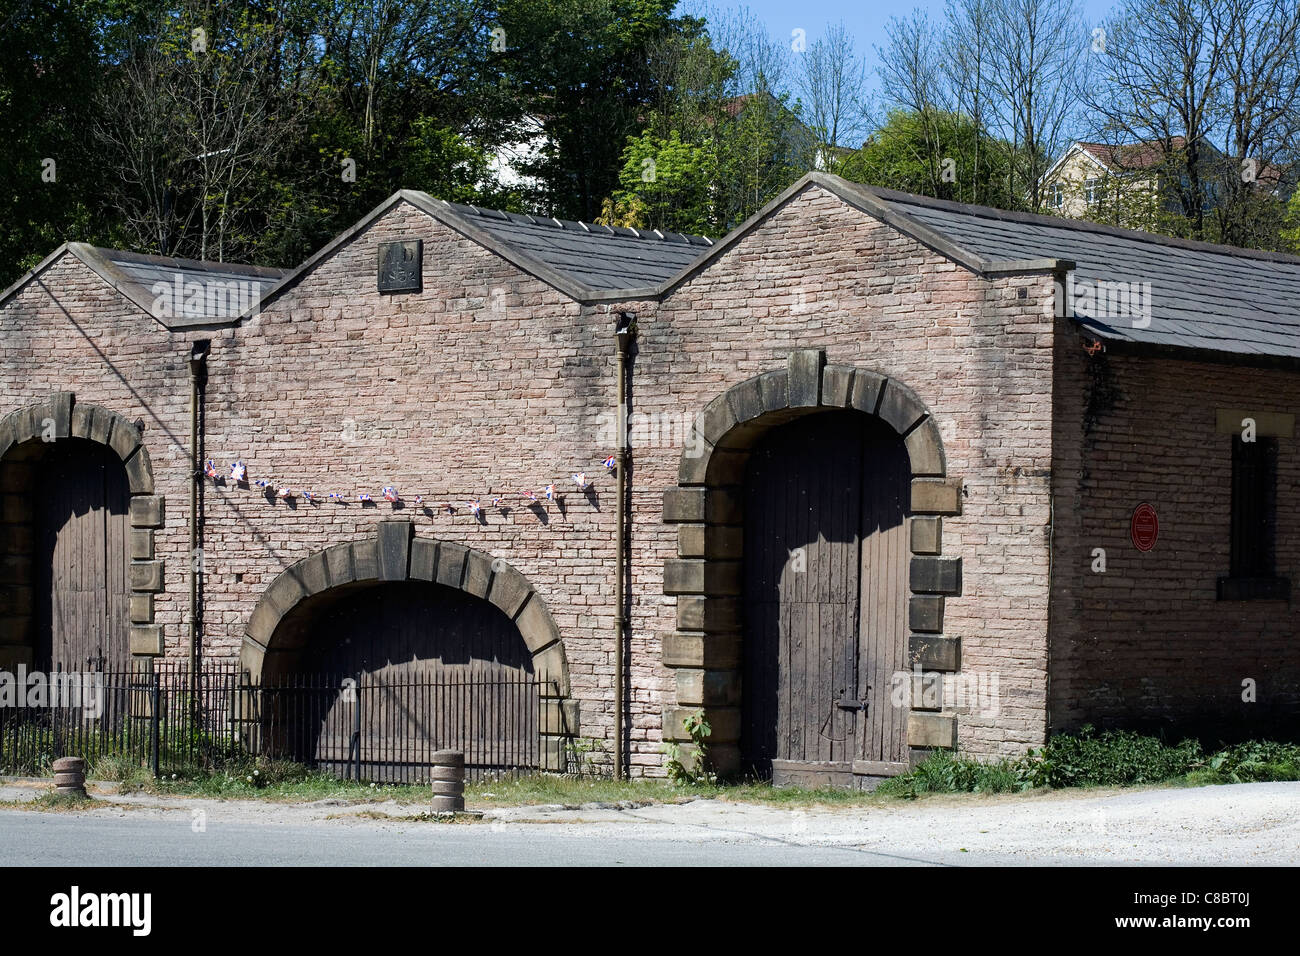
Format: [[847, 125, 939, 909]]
[[0, 663, 560, 784]]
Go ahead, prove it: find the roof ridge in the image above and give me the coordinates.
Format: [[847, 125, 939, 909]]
[[79, 244, 288, 277], [412, 191, 713, 246], [856, 182, 1300, 267]]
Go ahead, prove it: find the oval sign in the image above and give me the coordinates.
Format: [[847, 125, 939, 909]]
[[1131, 502, 1158, 552]]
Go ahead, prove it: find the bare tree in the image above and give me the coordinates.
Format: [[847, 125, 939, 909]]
[[985, 0, 1089, 211], [1085, 0, 1230, 238], [1211, 0, 1300, 247], [793, 21, 869, 169], [875, 10, 955, 193], [96, 2, 314, 261], [944, 0, 996, 204], [701, 2, 791, 94], [94, 43, 195, 256]]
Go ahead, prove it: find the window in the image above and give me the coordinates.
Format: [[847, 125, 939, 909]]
[[1084, 177, 1101, 206], [1049, 183, 1064, 209], [1219, 435, 1289, 599]]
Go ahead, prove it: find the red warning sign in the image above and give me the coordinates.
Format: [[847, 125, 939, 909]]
[[1130, 503, 1158, 552]]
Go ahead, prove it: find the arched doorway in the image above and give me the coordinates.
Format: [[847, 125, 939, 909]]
[[241, 522, 579, 778], [662, 350, 966, 785], [741, 410, 910, 780], [0, 394, 161, 673], [33, 439, 132, 671], [265, 578, 539, 780]]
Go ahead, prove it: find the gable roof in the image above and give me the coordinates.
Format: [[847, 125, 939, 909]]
[[250, 189, 716, 311], [0, 242, 287, 329], [9, 172, 1300, 365], [867, 183, 1300, 362], [1081, 137, 1190, 171]]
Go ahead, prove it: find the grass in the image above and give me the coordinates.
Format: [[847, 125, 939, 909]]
[[7, 728, 1295, 810], [29, 789, 96, 810], [877, 729, 1300, 798], [89, 753, 431, 803]]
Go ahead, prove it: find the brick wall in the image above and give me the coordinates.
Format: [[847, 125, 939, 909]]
[[1050, 332, 1300, 738], [0, 253, 194, 654], [1, 182, 1061, 771]]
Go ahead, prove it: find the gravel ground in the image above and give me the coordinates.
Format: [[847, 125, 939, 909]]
[[0, 779, 1296, 866]]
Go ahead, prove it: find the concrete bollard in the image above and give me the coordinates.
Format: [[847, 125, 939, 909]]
[[430, 749, 465, 813], [51, 756, 87, 798]]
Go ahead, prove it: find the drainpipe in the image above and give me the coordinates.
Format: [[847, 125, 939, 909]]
[[188, 340, 210, 694], [613, 313, 636, 780]]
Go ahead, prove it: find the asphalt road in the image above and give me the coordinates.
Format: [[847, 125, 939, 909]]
[[0, 813, 948, 866], [1, 780, 1297, 866]]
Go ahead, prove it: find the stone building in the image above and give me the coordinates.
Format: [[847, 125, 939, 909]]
[[2, 172, 1296, 785]]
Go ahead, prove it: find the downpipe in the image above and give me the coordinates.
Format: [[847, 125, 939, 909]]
[[613, 313, 635, 780], [188, 340, 210, 700]]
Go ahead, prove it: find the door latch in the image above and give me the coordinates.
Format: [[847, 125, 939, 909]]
[[835, 687, 868, 712]]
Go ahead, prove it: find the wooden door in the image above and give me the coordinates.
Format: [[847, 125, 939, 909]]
[[34, 440, 131, 672], [295, 582, 537, 778], [857, 422, 911, 771], [300, 582, 533, 677], [742, 411, 910, 783]]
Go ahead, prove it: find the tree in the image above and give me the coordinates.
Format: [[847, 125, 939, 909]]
[[1208, 0, 1300, 248], [600, 8, 815, 235], [985, 0, 1089, 211], [875, 11, 958, 195], [944, 0, 997, 206], [93, 1, 316, 261], [496, 0, 684, 220], [1086, 0, 1231, 239], [792, 21, 869, 170], [840, 109, 1017, 206], [876, 0, 1087, 211], [0, 0, 142, 285], [601, 130, 715, 234]]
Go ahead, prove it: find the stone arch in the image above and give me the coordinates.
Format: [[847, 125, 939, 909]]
[[0, 392, 164, 666], [661, 349, 965, 779], [240, 520, 578, 738]]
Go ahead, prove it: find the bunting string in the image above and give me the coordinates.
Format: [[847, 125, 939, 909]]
[[201, 452, 619, 521]]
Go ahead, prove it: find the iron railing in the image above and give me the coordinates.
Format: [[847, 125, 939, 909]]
[[0, 663, 561, 783]]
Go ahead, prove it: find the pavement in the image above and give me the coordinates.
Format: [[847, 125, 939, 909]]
[[1, 779, 1297, 866]]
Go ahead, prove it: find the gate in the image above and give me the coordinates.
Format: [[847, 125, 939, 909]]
[[0, 663, 553, 783], [259, 670, 544, 783]]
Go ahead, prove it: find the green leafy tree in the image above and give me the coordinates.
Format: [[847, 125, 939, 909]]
[[602, 130, 714, 234], [496, 0, 687, 220], [0, 0, 150, 284], [1280, 185, 1300, 253], [839, 108, 1017, 207], [714, 90, 815, 228]]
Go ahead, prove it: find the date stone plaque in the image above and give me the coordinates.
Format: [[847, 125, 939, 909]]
[[378, 240, 423, 293]]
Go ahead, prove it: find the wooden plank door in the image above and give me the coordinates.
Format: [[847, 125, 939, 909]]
[[35, 440, 131, 672], [742, 412, 866, 781], [297, 582, 537, 778], [856, 422, 912, 770]]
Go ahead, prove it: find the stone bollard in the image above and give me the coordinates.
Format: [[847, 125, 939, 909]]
[[51, 757, 87, 798], [430, 750, 465, 813]]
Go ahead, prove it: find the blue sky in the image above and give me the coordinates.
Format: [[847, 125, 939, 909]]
[[681, 0, 1117, 98]]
